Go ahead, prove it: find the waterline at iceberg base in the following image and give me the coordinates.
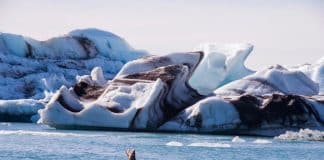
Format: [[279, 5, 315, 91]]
[[1, 29, 324, 136]]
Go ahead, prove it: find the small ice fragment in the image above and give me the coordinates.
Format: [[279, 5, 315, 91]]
[[232, 136, 246, 143], [166, 141, 183, 147], [253, 139, 272, 144], [188, 142, 231, 148]]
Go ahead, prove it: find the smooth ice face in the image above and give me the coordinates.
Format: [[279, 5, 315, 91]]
[[214, 65, 319, 96], [161, 93, 324, 136], [0, 99, 44, 122], [159, 97, 241, 132], [189, 43, 254, 95], [290, 57, 324, 95]]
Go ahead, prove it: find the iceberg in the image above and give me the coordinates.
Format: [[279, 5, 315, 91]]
[[38, 48, 324, 136], [0, 99, 43, 122], [1, 28, 324, 136], [0, 28, 148, 122]]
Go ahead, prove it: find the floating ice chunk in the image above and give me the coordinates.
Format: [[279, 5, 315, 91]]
[[253, 139, 272, 144], [166, 141, 183, 147], [189, 43, 254, 95], [275, 129, 324, 141], [0, 99, 43, 122], [188, 142, 231, 148], [231, 136, 246, 143], [0, 33, 28, 57]]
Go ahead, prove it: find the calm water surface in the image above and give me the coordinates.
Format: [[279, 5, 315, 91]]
[[0, 123, 323, 160]]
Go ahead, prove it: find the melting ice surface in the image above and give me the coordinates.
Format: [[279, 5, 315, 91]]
[[1, 123, 324, 160]]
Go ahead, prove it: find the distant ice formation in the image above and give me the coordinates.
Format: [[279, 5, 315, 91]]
[[0, 29, 147, 122]]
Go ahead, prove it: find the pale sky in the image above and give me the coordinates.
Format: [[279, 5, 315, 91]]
[[0, 0, 323, 70]]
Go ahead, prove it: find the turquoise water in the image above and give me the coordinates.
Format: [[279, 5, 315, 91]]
[[0, 123, 323, 160]]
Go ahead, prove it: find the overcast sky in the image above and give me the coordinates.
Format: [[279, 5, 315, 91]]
[[1, 0, 323, 69]]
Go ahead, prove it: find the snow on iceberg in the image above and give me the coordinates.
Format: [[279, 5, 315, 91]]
[[0, 28, 147, 122], [189, 43, 254, 95]]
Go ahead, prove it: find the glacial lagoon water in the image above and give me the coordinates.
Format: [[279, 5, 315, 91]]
[[0, 123, 323, 160]]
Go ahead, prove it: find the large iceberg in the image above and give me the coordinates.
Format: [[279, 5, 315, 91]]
[[38, 49, 324, 136], [0, 28, 148, 121], [1, 28, 324, 136]]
